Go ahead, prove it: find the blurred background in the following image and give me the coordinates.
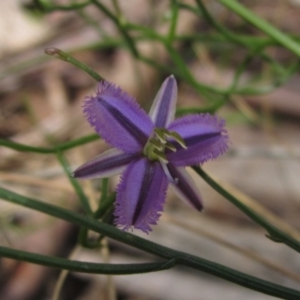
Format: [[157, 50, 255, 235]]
[[0, 0, 300, 299]]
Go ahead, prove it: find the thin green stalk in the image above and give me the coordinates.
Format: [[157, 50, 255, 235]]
[[176, 107, 211, 116], [91, 0, 139, 58], [176, 4, 300, 47], [76, 6, 108, 38], [126, 23, 224, 96], [0, 39, 123, 81], [93, 178, 113, 219], [176, 97, 227, 116], [195, 0, 251, 47], [224, 56, 300, 96], [125, 22, 165, 42], [217, 0, 300, 57], [0, 245, 175, 274], [138, 52, 282, 97], [167, 0, 179, 44], [138, 54, 178, 75], [94, 193, 116, 219], [100, 178, 109, 203], [227, 46, 266, 95], [192, 0, 300, 96], [193, 166, 300, 253], [1, 187, 300, 299], [72, 38, 124, 52], [78, 227, 90, 247], [112, 0, 122, 18], [56, 152, 93, 217], [181, 1, 261, 47], [45, 48, 104, 82], [40, 35, 296, 100], [78, 226, 104, 248], [34, 0, 91, 12], [164, 43, 218, 100], [233, 58, 300, 95], [0, 134, 99, 154]]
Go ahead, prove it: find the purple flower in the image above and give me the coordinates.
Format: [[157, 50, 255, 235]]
[[73, 76, 229, 233]]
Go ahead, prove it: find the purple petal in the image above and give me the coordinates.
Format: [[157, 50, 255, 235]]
[[73, 148, 141, 179], [167, 114, 229, 166], [114, 158, 168, 233], [149, 75, 177, 128], [83, 81, 154, 153], [167, 164, 203, 210]]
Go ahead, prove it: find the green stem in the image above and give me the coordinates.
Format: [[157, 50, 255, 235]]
[[112, 0, 122, 18], [217, 0, 300, 57], [0, 245, 175, 274], [227, 46, 266, 94], [100, 178, 109, 203], [94, 193, 116, 219], [176, 97, 227, 116], [45, 48, 104, 82], [0, 134, 99, 154], [193, 166, 300, 253], [91, 0, 139, 58], [35, 0, 91, 12], [56, 152, 93, 217], [0, 186, 300, 299], [195, 0, 252, 47], [110, 22, 299, 97], [164, 43, 217, 100], [167, 0, 179, 44], [78, 226, 104, 248]]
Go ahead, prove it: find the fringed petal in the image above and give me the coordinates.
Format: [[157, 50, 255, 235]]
[[149, 75, 177, 127], [167, 164, 203, 210], [114, 158, 168, 233], [167, 114, 229, 166], [83, 81, 154, 153], [73, 148, 141, 179]]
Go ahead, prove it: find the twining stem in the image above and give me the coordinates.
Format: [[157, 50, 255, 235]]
[[45, 48, 104, 82], [0, 134, 99, 154], [217, 0, 300, 57], [34, 0, 91, 12], [0, 187, 300, 299], [51, 246, 81, 300], [166, 0, 179, 44], [90, 0, 139, 58], [0, 244, 175, 275], [56, 152, 93, 217], [193, 166, 300, 254]]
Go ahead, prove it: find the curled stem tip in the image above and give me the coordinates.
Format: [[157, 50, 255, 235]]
[[44, 47, 61, 57], [44, 47, 70, 62], [44, 47, 104, 82]]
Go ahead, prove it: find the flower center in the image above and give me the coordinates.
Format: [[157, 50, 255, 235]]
[[143, 128, 187, 163]]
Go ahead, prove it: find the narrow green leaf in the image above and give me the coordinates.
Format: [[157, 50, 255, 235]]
[[94, 192, 115, 219], [56, 152, 93, 217], [193, 166, 300, 254], [0, 134, 99, 154], [0, 245, 175, 274], [166, 0, 179, 44], [45, 48, 104, 82], [0, 186, 300, 299], [91, 0, 139, 58], [217, 0, 300, 57], [35, 0, 91, 12]]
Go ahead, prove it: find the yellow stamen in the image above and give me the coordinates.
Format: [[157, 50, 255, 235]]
[[143, 128, 186, 162]]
